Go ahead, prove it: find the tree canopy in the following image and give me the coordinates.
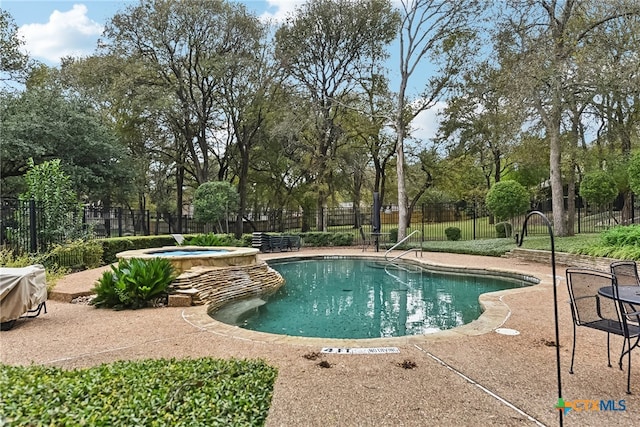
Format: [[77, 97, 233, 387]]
[[1, 0, 639, 235]]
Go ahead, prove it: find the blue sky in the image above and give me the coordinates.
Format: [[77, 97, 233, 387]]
[[1, 0, 441, 141], [1, 0, 299, 64]]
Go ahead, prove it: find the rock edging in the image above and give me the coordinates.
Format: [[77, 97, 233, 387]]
[[503, 248, 619, 270]]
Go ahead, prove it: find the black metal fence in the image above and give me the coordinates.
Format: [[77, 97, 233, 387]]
[[1, 196, 637, 254]]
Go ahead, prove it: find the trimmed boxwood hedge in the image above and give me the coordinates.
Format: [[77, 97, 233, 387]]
[[0, 358, 277, 426]]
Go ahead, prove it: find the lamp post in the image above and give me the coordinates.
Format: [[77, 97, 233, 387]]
[[518, 211, 563, 427]]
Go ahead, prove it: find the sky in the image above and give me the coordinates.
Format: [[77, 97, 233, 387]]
[[1, 0, 442, 142]]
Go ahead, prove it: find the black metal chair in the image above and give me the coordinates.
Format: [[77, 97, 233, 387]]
[[566, 268, 640, 394], [610, 260, 640, 288]]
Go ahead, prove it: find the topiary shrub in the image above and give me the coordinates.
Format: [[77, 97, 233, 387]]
[[579, 170, 618, 207], [485, 180, 530, 222], [445, 227, 461, 241], [495, 222, 513, 238], [92, 258, 177, 309]]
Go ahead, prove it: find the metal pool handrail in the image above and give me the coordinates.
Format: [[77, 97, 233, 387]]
[[385, 230, 422, 262]]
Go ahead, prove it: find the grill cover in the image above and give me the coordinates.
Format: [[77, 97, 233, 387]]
[[0, 265, 47, 322]]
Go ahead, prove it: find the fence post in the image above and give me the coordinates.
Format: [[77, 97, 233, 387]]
[[29, 199, 37, 252], [421, 203, 425, 245], [577, 196, 581, 234], [473, 200, 477, 240], [117, 207, 123, 237]]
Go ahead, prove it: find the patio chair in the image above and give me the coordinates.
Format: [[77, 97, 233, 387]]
[[610, 260, 640, 288], [359, 226, 371, 252], [566, 268, 640, 393], [612, 277, 640, 394], [610, 261, 640, 329]]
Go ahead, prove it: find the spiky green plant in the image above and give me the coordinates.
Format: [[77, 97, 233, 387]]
[[92, 258, 177, 309]]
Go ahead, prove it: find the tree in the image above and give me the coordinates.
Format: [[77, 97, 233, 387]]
[[20, 159, 84, 246], [275, 0, 398, 231], [193, 181, 240, 234], [0, 9, 31, 85], [497, 0, 640, 236], [438, 62, 523, 191], [102, 0, 263, 231], [627, 152, 640, 196], [393, 0, 485, 241], [0, 81, 132, 202], [485, 180, 529, 223]]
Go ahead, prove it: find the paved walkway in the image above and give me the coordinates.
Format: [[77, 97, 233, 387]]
[[2, 248, 638, 426]]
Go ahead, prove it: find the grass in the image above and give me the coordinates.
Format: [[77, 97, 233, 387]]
[[0, 358, 277, 426], [418, 233, 602, 257]]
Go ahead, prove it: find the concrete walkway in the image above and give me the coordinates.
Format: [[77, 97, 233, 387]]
[[2, 248, 638, 426]]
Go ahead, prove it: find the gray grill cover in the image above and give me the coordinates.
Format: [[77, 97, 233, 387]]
[[0, 265, 47, 322]]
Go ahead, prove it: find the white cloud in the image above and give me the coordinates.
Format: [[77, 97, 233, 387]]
[[410, 101, 446, 144], [259, 0, 304, 23], [17, 4, 103, 64]]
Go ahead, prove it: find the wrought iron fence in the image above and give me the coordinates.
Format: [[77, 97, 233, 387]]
[[1, 196, 637, 254]]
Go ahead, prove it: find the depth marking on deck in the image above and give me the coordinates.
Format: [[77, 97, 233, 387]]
[[320, 347, 400, 354]]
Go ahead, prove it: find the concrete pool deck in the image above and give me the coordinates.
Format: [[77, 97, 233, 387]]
[[2, 248, 639, 426]]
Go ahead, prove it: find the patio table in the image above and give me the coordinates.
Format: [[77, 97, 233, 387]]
[[598, 285, 640, 306]]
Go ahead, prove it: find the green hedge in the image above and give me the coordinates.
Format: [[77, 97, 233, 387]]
[[299, 231, 353, 247], [0, 358, 277, 426], [100, 235, 178, 264]]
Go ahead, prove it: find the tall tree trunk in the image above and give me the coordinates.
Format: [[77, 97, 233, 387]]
[[396, 120, 408, 241], [176, 164, 184, 233]]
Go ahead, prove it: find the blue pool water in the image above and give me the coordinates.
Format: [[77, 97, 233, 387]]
[[229, 258, 531, 339], [147, 249, 229, 256]]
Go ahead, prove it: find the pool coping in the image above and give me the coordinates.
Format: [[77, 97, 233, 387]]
[[182, 252, 544, 347]]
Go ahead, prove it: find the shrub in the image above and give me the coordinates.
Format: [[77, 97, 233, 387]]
[[600, 225, 640, 247], [184, 233, 243, 247], [298, 232, 352, 247], [444, 227, 461, 241], [579, 170, 617, 206], [485, 180, 530, 221], [43, 240, 103, 270], [389, 228, 398, 243], [495, 222, 513, 238], [330, 232, 354, 246], [0, 248, 68, 291], [300, 232, 331, 247], [92, 258, 177, 309], [0, 358, 277, 426], [100, 235, 177, 264], [19, 159, 85, 245]]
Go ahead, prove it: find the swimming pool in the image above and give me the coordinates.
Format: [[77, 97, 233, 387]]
[[211, 257, 535, 339]]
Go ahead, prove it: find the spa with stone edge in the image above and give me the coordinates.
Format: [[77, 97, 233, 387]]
[[116, 246, 284, 309]]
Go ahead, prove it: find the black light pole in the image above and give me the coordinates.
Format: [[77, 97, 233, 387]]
[[518, 211, 563, 427]]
